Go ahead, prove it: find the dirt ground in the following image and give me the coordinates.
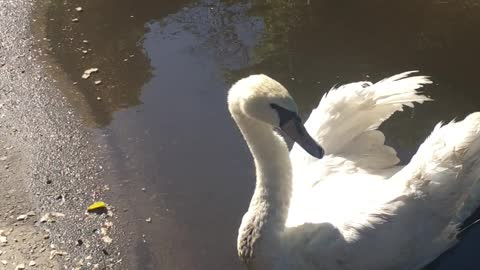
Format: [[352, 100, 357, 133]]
[[0, 0, 128, 269], [0, 136, 59, 269]]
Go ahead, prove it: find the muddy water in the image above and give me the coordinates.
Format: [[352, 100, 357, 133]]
[[45, 0, 480, 269]]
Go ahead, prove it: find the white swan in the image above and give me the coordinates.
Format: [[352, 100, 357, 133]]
[[228, 71, 480, 270]]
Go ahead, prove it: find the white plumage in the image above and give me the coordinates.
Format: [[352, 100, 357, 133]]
[[228, 71, 480, 270]]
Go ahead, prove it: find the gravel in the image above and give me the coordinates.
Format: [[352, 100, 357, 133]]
[[0, 0, 126, 268]]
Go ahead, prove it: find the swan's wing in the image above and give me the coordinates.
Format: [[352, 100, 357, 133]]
[[287, 71, 432, 231], [290, 71, 432, 170], [285, 113, 480, 269]]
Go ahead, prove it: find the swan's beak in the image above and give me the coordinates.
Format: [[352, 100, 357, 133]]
[[280, 117, 324, 159]]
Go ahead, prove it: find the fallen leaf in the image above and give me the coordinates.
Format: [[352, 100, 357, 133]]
[[87, 201, 109, 214]]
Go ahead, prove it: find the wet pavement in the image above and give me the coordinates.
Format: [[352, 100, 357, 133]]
[[44, 0, 480, 269]]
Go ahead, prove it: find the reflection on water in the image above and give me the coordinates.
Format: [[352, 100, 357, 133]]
[[45, 0, 480, 269], [46, 0, 191, 125]]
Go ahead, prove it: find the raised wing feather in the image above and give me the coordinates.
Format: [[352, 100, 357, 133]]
[[290, 71, 432, 170]]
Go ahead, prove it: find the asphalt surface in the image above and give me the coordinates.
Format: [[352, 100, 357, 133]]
[[0, 0, 127, 269]]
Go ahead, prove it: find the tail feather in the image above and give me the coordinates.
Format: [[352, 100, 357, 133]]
[[399, 112, 480, 223]]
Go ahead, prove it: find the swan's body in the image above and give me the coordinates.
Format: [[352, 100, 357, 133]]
[[228, 71, 480, 270]]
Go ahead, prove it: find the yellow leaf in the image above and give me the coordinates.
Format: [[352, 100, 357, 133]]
[[87, 201, 107, 212]]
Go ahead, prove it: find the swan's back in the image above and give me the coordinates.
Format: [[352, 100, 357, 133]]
[[285, 72, 480, 269]]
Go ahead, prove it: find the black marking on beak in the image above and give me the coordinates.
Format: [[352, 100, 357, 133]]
[[270, 104, 324, 159]]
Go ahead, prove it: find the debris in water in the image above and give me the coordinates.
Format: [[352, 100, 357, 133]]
[[81, 68, 99, 79]]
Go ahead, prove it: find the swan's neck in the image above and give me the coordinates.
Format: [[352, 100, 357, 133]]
[[233, 112, 292, 264]]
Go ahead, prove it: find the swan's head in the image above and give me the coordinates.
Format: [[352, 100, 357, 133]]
[[228, 74, 324, 159]]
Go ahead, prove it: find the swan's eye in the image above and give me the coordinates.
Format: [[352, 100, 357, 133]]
[[270, 103, 301, 126]]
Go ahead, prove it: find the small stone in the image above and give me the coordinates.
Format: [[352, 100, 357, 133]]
[[49, 250, 67, 259], [0, 156, 7, 161], [40, 212, 65, 223], [82, 50, 88, 54], [101, 236, 112, 244], [26, 211, 35, 216], [0, 236, 7, 244], [75, 7, 83, 12], [96, 97, 102, 101], [43, 234, 49, 240], [82, 40, 89, 44], [1, 260, 7, 265], [16, 214, 27, 221], [146, 217, 152, 223], [94, 80, 102, 85], [15, 263, 25, 270], [104, 221, 113, 228], [141, 187, 146, 192], [29, 260, 36, 266], [72, 18, 79, 22]]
